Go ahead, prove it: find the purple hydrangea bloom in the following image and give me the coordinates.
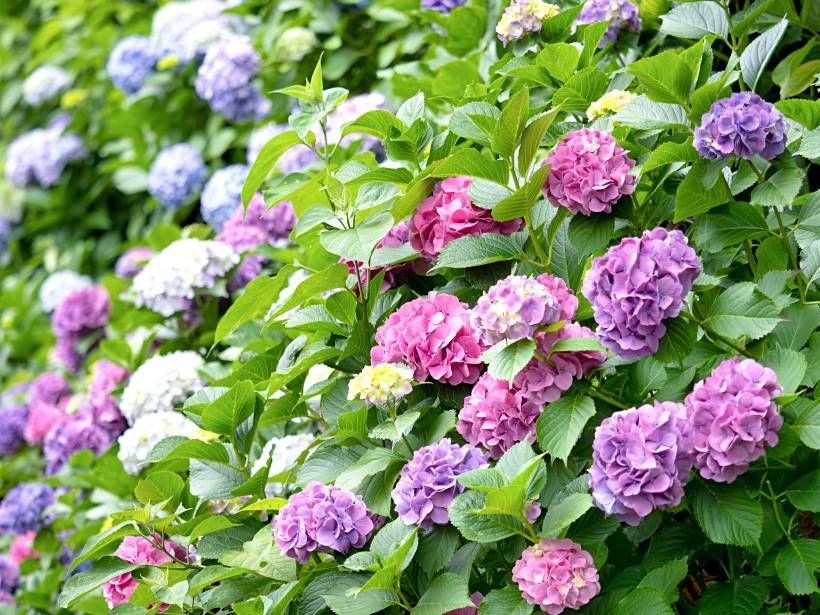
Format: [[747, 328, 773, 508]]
[[0, 405, 29, 456], [4, 116, 85, 188], [28, 373, 71, 410], [685, 358, 783, 483], [575, 0, 641, 45], [589, 401, 693, 525], [496, 1, 561, 45], [247, 123, 318, 174], [421, 0, 466, 14], [51, 285, 110, 339], [150, 0, 234, 65], [115, 246, 155, 278], [200, 165, 248, 231], [471, 274, 563, 345], [147, 143, 208, 210], [195, 34, 270, 122], [391, 438, 488, 528], [693, 92, 787, 161], [582, 227, 701, 359], [0, 483, 55, 536], [0, 218, 11, 255], [0, 556, 18, 595], [272, 481, 376, 563], [107, 36, 156, 94]]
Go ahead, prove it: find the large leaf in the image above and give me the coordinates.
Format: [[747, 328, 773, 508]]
[[492, 88, 529, 158], [412, 573, 474, 615], [58, 558, 138, 607], [775, 539, 820, 595], [540, 493, 593, 537], [786, 470, 820, 512], [614, 96, 691, 130], [536, 393, 596, 462], [703, 282, 781, 341], [552, 67, 608, 113], [674, 160, 733, 221], [242, 130, 303, 205], [319, 213, 394, 263], [482, 338, 536, 384], [660, 1, 729, 39], [430, 233, 525, 271], [739, 18, 788, 91], [699, 576, 768, 615], [690, 481, 763, 546], [478, 586, 533, 615], [627, 51, 693, 105]]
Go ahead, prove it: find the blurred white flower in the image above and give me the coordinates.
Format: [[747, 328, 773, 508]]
[[120, 351, 205, 423]]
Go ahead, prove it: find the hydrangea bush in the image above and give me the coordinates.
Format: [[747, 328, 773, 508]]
[[1, 0, 819, 613]]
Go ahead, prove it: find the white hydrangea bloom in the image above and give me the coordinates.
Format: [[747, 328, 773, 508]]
[[39, 270, 93, 312], [120, 351, 205, 423], [117, 410, 212, 474], [23, 65, 71, 106], [253, 433, 315, 495], [132, 238, 238, 316], [277, 27, 317, 62]]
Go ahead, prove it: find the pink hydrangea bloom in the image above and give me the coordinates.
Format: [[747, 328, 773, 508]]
[[543, 128, 636, 216], [372, 292, 486, 385], [24, 402, 67, 446], [537, 273, 578, 322], [9, 532, 39, 565], [512, 539, 601, 614], [685, 358, 782, 483], [409, 176, 523, 260], [103, 573, 139, 608]]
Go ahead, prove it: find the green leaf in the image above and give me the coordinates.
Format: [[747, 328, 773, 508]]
[[429, 149, 509, 185], [58, 557, 138, 608], [219, 527, 296, 581], [552, 67, 608, 113], [297, 446, 361, 486], [492, 88, 529, 158], [541, 493, 593, 537], [189, 460, 246, 500], [775, 538, 820, 594], [674, 160, 733, 221], [776, 99, 820, 130], [637, 557, 689, 603], [242, 130, 303, 206], [628, 51, 693, 106], [791, 400, 820, 449], [335, 448, 403, 492], [798, 128, 820, 161], [568, 213, 615, 256], [430, 233, 525, 271], [449, 491, 528, 543], [761, 345, 807, 395], [690, 481, 763, 546], [492, 164, 550, 222], [269, 263, 350, 319], [319, 213, 394, 263], [112, 166, 148, 194], [412, 573, 474, 615], [478, 586, 533, 615], [739, 18, 788, 91], [215, 273, 286, 345], [548, 335, 606, 355], [518, 108, 561, 176], [134, 471, 184, 505], [703, 282, 781, 341], [201, 381, 257, 435], [692, 203, 769, 252], [342, 110, 404, 140], [660, 1, 729, 39], [449, 102, 500, 147], [614, 588, 674, 615], [785, 469, 820, 513], [536, 44, 580, 83], [699, 576, 769, 615], [614, 96, 691, 130], [482, 338, 536, 384], [360, 529, 418, 593], [750, 168, 805, 207], [641, 139, 700, 173], [536, 393, 596, 462]]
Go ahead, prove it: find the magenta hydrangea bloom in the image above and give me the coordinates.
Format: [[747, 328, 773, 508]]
[[471, 274, 563, 345], [392, 438, 488, 528], [51, 285, 110, 338], [272, 482, 376, 563], [458, 374, 542, 459], [115, 246, 154, 279], [371, 292, 487, 385], [589, 401, 693, 526], [544, 128, 637, 216], [88, 360, 129, 400], [512, 539, 601, 614], [409, 176, 523, 260], [576, 0, 641, 45], [537, 273, 579, 322], [685, 358, 782, 483], [581, 227, 701, 359], [694, 92, 787, 161]]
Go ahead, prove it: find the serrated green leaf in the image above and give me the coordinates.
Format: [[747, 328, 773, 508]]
[[740, 18, 788, 91], [775, 538, 820, 594], [690, 481, 763, 546], [536, 393, 596, 462], [660, 1, 729, 39], [703, 282, 781, 340]]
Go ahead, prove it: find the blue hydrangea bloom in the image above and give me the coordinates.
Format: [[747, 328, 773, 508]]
[[4, 116, 85, 188], [107, 36, 156, 94], [421, 0, 466, 14], [147, 144, 208, 210], [201, 165, 248, 231], [0, 483, 54, 536]]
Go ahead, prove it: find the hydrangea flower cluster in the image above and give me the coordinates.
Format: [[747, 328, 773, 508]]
[[107, 36, 156, 94], [195, 34, 270, 122], [0, 483, 54, 536], [0, 404, 28, 456], [131, 238, 238, 316], [471, 274, 563, 345], [496, 0, 561, 45], [147, 143, 208, 210], [685, 358, 782, 483], [392, 439, 487, 528], [200, 164, 248, 231], [120, 351, 205, 422], [38, 269, 92, 312], [575, 0, 641, 45], [253, 433, 315, 495], [23, 65, 70, 106], [115, 246, 155, 278], [9, 532, 38, 565], [150, 0, 234, 65], [0, 217, 11, 255], [543, 128, 637, 216], [589, 401, 693, 525], [410, 176, 523, 260], [118, 410, 215, 474], [372, 292, 486, 385], [51, 285, 111, 371], [512, 539, 601, 614], [693, 92, 787, 161], [25, 373, 72, 446], [277, 27, 318, 62], [582, 227, 701, 358], [587, 89, 637, 120], [103, 535, 189, 608], [0, 556, 18, 603], [272, 481, 377, 563], [348, 363, 414, 405], [421, 0, 466, 14], [246, 123, 318, 173], [4, 116, 85, 188]]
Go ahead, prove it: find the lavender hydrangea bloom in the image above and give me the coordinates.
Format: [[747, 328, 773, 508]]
[[23, 65, 70, 106], [582, 227, 701, 359], [496, 0, 561, 45], [694, 92, 787, 161], [421, 0, 466, 14], [0, 405, 29, 456], [115, 246, 155, 278], [51, 285, 110, 339], [685, 358, 782, 483], [4, 117, 85, 188], [200, 165, 248, 231], [150, 0, 231, 64], [0, 556, 18, 595], [28, 373, 71, 410], [272, 481, 376, 563], [589, 401, 693, 525], [0, 483, 54, 536], [247, 123, 318, 174], [471, 274, 562, 345], [107, 36, 156, 94], [195, 34, 270, 122], [575, 0, 641, 45], [147, 144, 208, 210], [391, 438, 488, 528], [39, 270, 92, 313], [0, 218, 10, 255]]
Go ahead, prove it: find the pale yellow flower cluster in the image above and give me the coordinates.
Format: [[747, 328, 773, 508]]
[[348, 363, 414, 405], [586, 90, 637, 121]]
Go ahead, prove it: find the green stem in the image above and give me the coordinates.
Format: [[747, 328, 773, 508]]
[[743, 239, 758, 277], [681, 311, 752, 358], [772, 208, 806, 299], [589, 385, 629, 409], [525, 214, 549, 268], [766, 481, 791, 540]]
